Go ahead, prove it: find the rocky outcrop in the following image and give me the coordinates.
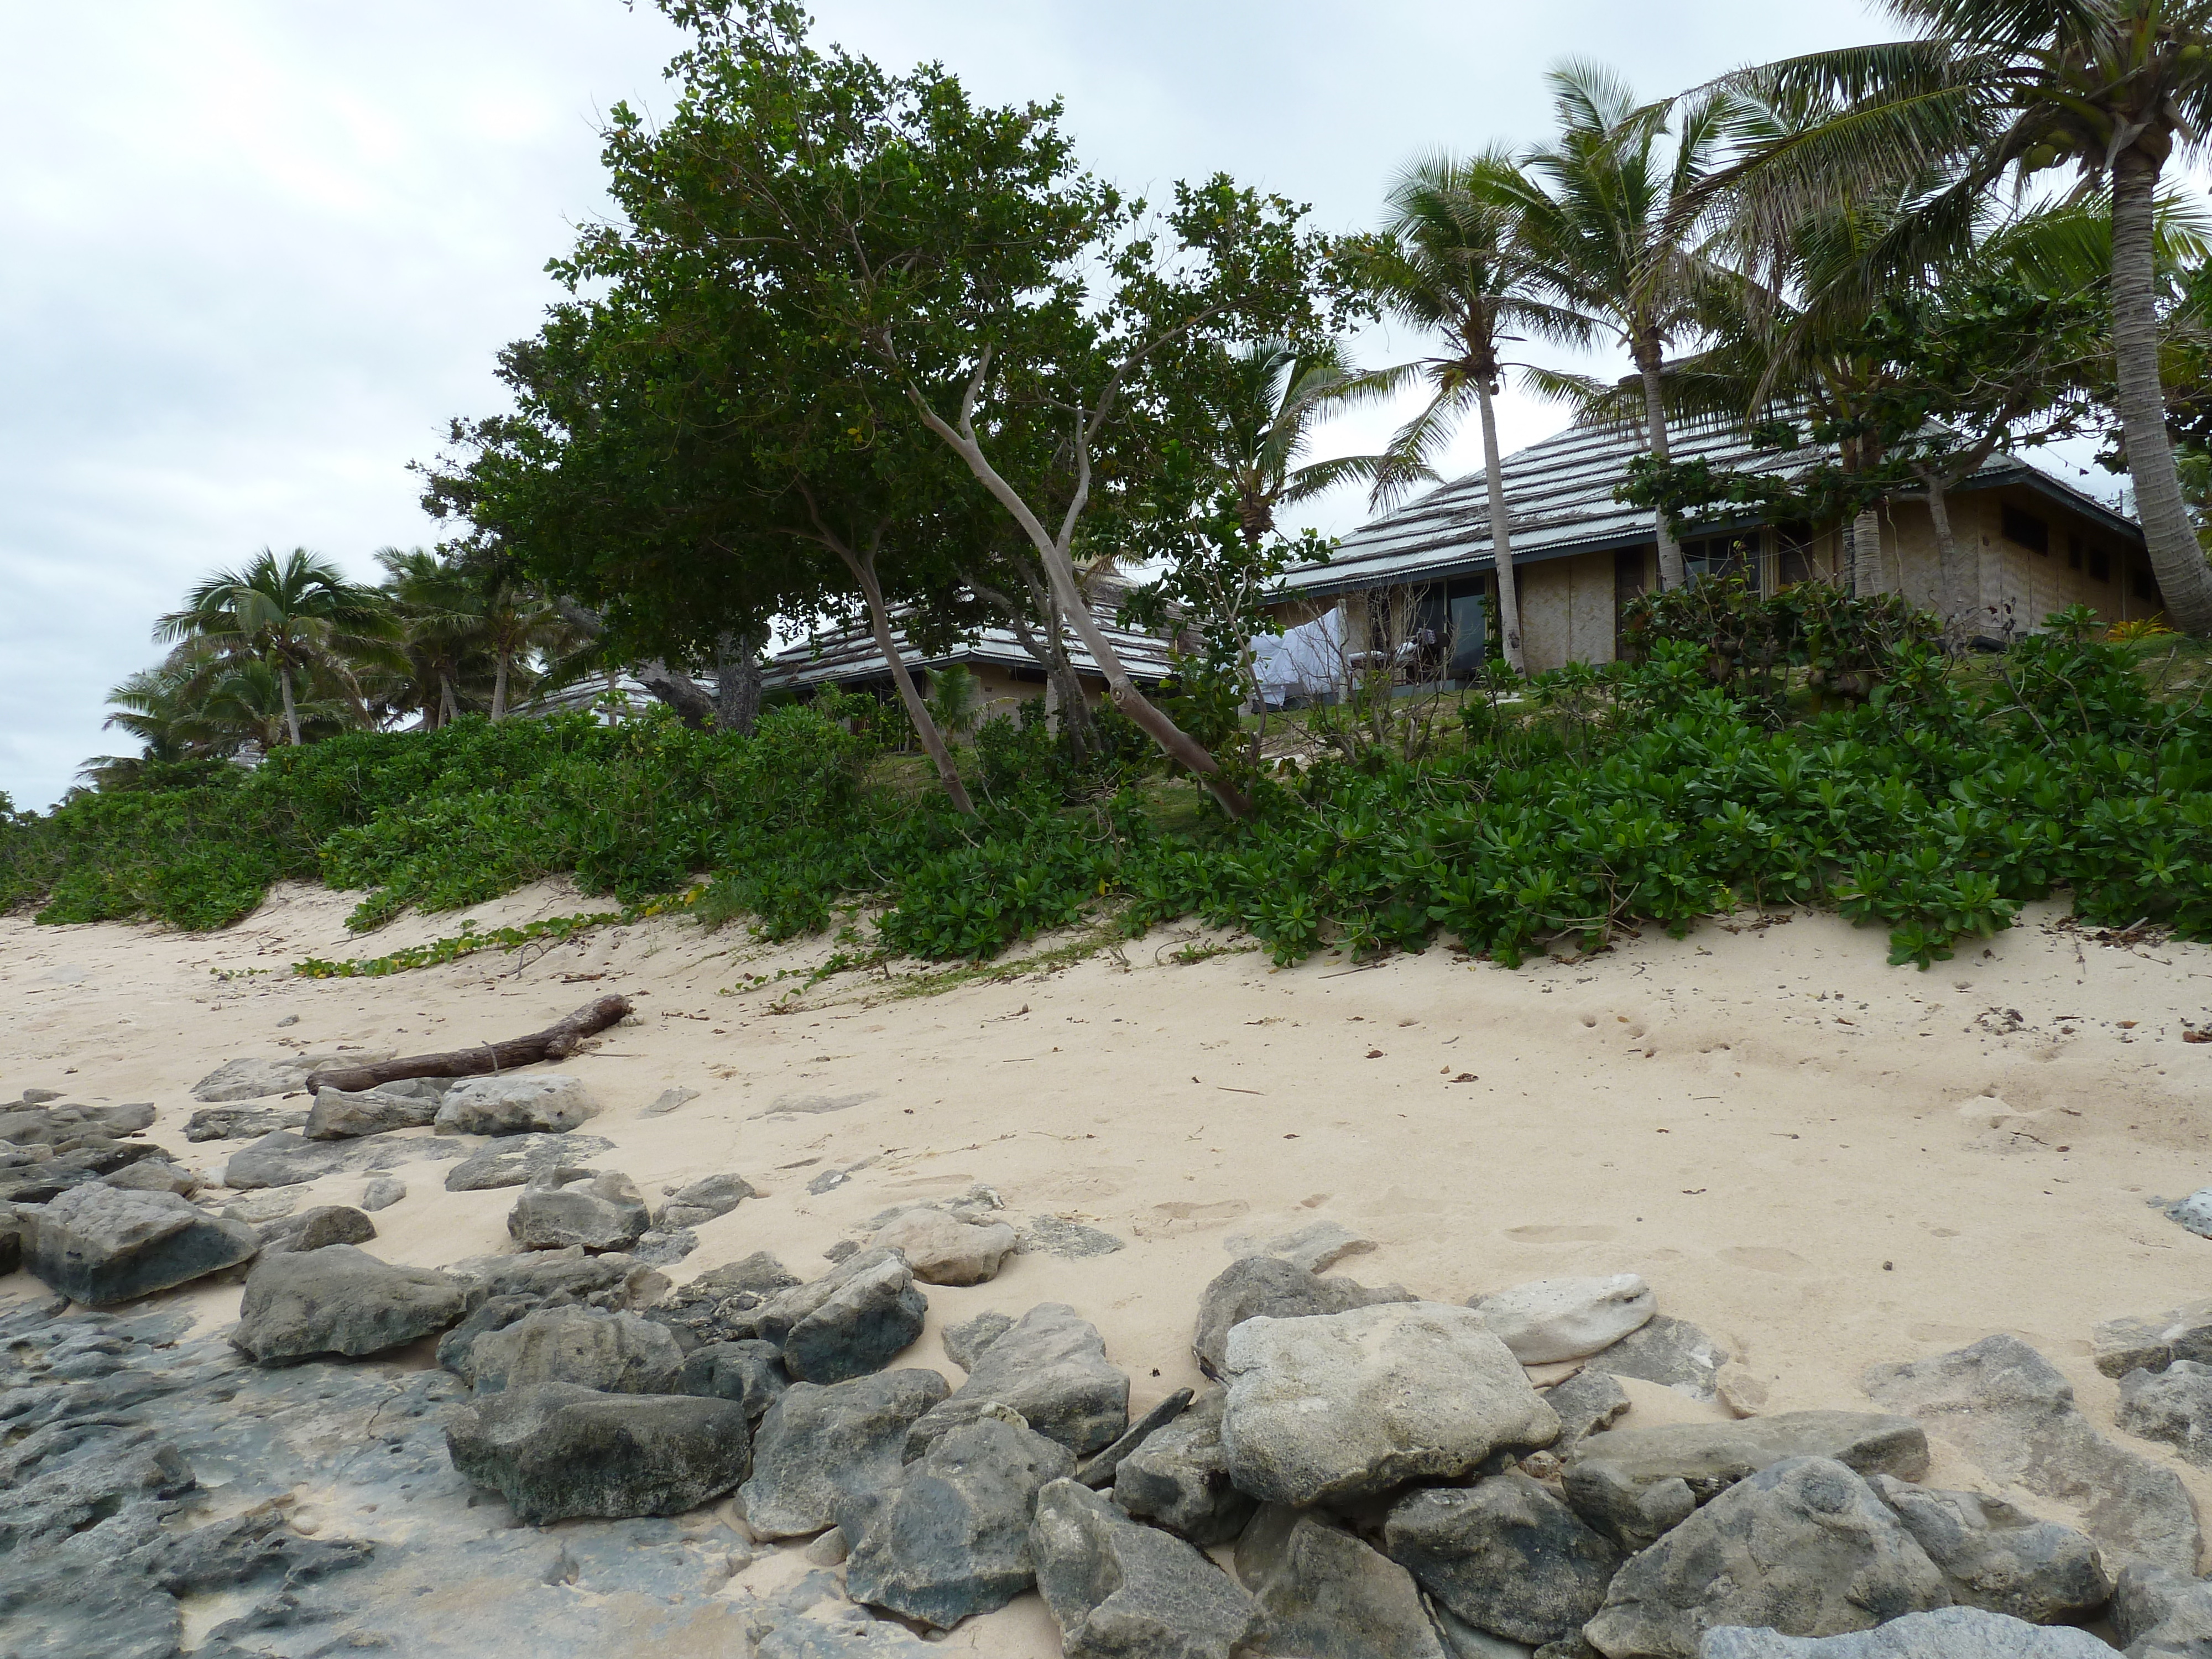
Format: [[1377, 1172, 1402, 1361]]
[[464, 1306, 684, 1395], [25, 1184, 259, 1306], [1384, 1473, 1621, 1647], [1477, 1275, 1657, 1365], [507, 1171, 651, 1252], [1030, 1477, 1255, 1659], [867, 1206, 1018, 1286], [302, 1080, 444, 1140], [445, 1381, 751, 1523], [1191, 1255, 1415, 1378], [678, 1339, 790, 1420], [1866, 1474, 2110, 1626], [257, 1204, 376, 1254], [1112, 1387, 1255, 1546], [740, 1369, 953, 1541], [1234, 1505, 1452, 1659], [2117, 1358, 2212, 1465], [231, 1245, 465, 1363], [907, 1302, 1128, 1459], [434, 1074, 601, 1136], [443, 1133, 616, 1192], [1697, 1608, 2116, 1656], [655, 1172, 756, 1229]]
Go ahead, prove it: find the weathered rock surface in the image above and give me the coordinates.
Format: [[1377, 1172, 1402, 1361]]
[[1112, 1387, 1256, 1545], [231, 1244, 465, 1363], [1584, 1457, 1948, 1659], [844, 1409, 1076, 1629], [1191, 1254, 1415, 1377], [2091, 1298, 2212, 1379], [1866, 1474, 2110, 1625], [303, 1080, 443, 1140], [907, 1302, 1128, 1459], [868, 1206, 1019, 1286], [1030, 1477, 1254, 1659], [1478, 1275, 1657, 1365], [446, 1380, 752, 1523], [1221, 1217, 1376, 1275], [740, 1368, 954, 1541], [443, 1131, 615, 1192], [434, 1072, 601, 1136], [1021, 1215, 1126, 1259], [1076, 1386, 1192, 1486], [1564, 1412, 1929, 1553], [1548, 1367, 1632, 1455], [2119, 1358, 2212, 1466], [654, 1171, 756, 1229], [944, 1310, 1015, 1370], [466, 1306, 684, 1395], [1697, 1608, 2116, 1656], [258, 1203, 377, 1254], [508, 1170, 651, 1252], [2113, 1562, 2212, 1657], [1864, 1333, 2201, 1574], [674, 1338, 789, 1420], [184, 1103, 307, 1142], [780, 1254, 927, 1385], [102, 1159, 199, 1195], [359, 1175, 405, 1211], [2166, 1187, 2212, 1238], [1386, 1473, 1621, 1647], [1235, 1505, 1453, 1659], [1222, 1301, 1558, 1506], [192, 1051, 389, 1102], [225, 1127, 463, 1190], [25, 1183, 259, 1306], [1586, 1314, 1731, 1402]]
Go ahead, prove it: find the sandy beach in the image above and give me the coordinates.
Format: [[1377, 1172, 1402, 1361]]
[[6, 885, 2210, 1650]]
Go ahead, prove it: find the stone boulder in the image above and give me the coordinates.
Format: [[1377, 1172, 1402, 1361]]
[[1222, 1217, 1376, 1275], [1586, 1314, 1731, 1402], [25, 1185, 259, 1306], [1384, 1473, 1620, 1647], [1233, 1505, 1451, 1659], [1547, 1368, 1632, 1456], [464, 1306, 684, 1395], [1191, 1254, 1415, 1378], [359, 1176, 405, 1212], [1477, 1275, 1657, 1365], [434, 1074, 599, 1136], [506, 1171, 650, 1253], [100, 1160, 199, 1196], [1030, 1477, 1255, 1659], [192, 1051, 389, 1102], [906, 1302, 1127, 1459], [2118, 1358, 2212, 1465], [867, 1207, 1018, 1287], [445, 1381, 752, 1523], [223, 1129, 462, 1191], [1864, 1333, 2200, 1574], [1112, 1388, 1255, 1547], [784, 1254, 930, 1384], [231, 1244, 465, 1362], [451, 1244, 667, 1312], [302, 1081, 442, 1141], [844, 1408, 1076, 1629], [1076, 1388, 1192, 1488], [257, 1204, 376, 1254], [1583, 1457, 1950, 1659], [2112, 1562, 2212, 1657], [442, 1133, 615, 1192], [2092, 1298, 2212, 1379], [944, 1311, 1015, 1370], [740, 1368, 953, 1541], [679, 1339, 790, 1421], [1221, 1301, 1558, 1506], [184, 1104, 306, 1142], [1564, 1412, 1930, 1553], [655, 1172, 756, 1230], [1697, 1608, 2116, 1656], [1866, 1474, 2110, 1626]]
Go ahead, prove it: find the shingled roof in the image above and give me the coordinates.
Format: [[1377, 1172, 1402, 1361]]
[[763, 593, 1176, 693]]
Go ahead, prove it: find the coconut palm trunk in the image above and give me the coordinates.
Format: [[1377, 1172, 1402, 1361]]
[[2112, 150, 2212, 633], [1474, 378, 1526, 671], [1635, 342, 1688, 591], [491, 650, 510, 722], [278, 664, 301, 746]]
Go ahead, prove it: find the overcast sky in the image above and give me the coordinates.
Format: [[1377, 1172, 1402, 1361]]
[[4, 0, 1950, 809]]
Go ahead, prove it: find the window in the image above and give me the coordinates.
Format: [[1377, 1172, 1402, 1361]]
[[1775, 523, 1815, 588], [1446, 576, 1488, 676], [1683, 534, 1761, 593], [2002, 505, 2049, 554], [2088, 548, 2111, 583], [2067, 534, 2083, 571], [2134, 565, 2157, 602]]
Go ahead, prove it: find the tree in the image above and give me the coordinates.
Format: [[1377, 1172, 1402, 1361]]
[[376, 546, 488, 729], [154, 549, 397, 747], [1701, 0, 2212, 633], [1341, 153, 1597, 669]]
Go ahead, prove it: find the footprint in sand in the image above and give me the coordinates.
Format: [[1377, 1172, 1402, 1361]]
[[1506, 1224, 1618, 1243], [1718, 1245, 1811, 1273]]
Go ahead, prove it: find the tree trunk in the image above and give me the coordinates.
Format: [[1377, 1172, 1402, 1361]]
[[713, 627, 766, 735], [2111, 148, 2212, 634], [438, 672, 457, 728], [1475, 378, 1526, 672], [279, 664, 300, 747], [304, 994, 632, 1094], [833, 540, 975, 816], [634, 662, 716, 728], [1636, 343, 1687, 592], [1850, 507, 1883, 598], [1010, 562, 1095, 755], [491, 650, 510, 722]]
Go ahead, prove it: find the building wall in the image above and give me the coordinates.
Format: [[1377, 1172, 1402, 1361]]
[[1516, 550, 1624, 673]]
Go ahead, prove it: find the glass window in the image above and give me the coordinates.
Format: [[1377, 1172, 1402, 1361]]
[[1684, 534, 1761, 593], [1448, 586, 1488, 676]]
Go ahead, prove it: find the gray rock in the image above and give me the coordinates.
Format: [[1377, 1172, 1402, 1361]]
[[1385, 1473, 1621, 1647], [1234, 1505, 1452, 1659], [1031, 1476, 1255, 1658], [1222, 1301, 1558, 1506], [944, 1310, 1015, 1370], [633, 1227, 700, 1266], [465, 1306, 684, 1395], [907, 1302, 1128, 1459], [18, 1087, 64, 1103], [1020, 1215, 1126, 1259], [257, 1203, 377, 1254], [640, 1086, 700, 1118], [1865, 1333, 2201, 1574], [2165, 1187, 2212, 1238], [844, 1408, 1076, 1629], [218, 1185, 306, 1226], [508, 1171, 651, 1252], [231, 1244, 465, 1362], [1192, 1254, 1416, 1378], [0, 1204, 20, 1276], [25, 1183, 259, 1306], [868, 1206, 1018, 1286], [436, 1293, 538, 1381], [1564, 1412, 1931, 1553], [1697, 1607, 2116, 1656], [1443, 1613, 1543, 1657], [451, 1245, 667, 1312], [1077, 1387, 1192, 1487], [1478, 1275, 1657, 1365], [434, 1072, 601, 1136], [1583, 1457, 1949, 1659], [184, 1104, 307, 1141], [2112, 1562, 2212, 1656], [1547, 1368, 1631, 1456], [1112, 1387, 1256, 1546], [1222, 1217, 1376, 1275], [442, 1132, 615, 1191], [1867, 1473, 2110, 1625], [359, 1175, 405, 1212], [2092, 1297, 2212, 1379], [223, 1126, 464, 1190], [678, 1339, 790, 1420], [740, 1368, 953, 1541], [303, 1082, 442, 1140], [445, 1381, 751, 1523], [693, 1249, 800, 1297], [100, 1159, 198, 1195], [654, 1171, 756, 1230], [192, 1052, 384, 1102], [2120, 1358, 2212, 1465], [782, 1253, 928, 1384], [1586, 1314, 1732, 1402]]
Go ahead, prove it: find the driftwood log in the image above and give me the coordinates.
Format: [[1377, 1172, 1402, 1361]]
[[304, 995, 633, 1095]]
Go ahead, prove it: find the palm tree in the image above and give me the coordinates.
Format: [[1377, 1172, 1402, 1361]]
[[1207, 339, 1392, 548], [1483, 63, 1746, 591], [474, 573, 565, 721], [80, 664, 215, 787], [1700, 0, 2212, 633], [1344, 154, 1596, 670], [375, 547, 486, 729], [155, 549, 397, 745]]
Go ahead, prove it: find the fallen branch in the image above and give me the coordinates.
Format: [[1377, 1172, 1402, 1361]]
[[304, 995, 634, 1095]]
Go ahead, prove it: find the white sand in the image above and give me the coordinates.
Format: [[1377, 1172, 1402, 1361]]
[[6, 881, 2211, 1646]]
